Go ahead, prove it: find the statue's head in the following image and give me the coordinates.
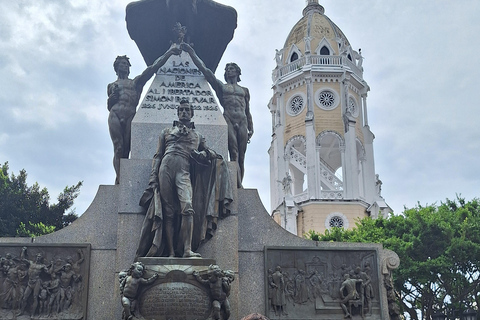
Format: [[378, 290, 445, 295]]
[[177, 98, 194, 119], [114, 55, 131, 76], [36, 253, 43, 263], [130, 261, 145, 278], [224, 63, 241, 82]]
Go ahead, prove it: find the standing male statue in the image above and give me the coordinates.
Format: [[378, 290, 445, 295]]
[[136, 98, 233, 258], [107, 45, 181, 184], [182, 43, 253, 188]]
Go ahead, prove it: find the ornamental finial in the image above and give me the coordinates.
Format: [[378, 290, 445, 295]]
[[303, 0, 324, 16]]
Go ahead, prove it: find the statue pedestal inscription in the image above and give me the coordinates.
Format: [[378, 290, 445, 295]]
[[125, 258, 234, 320], [131, 51, 228, 161], [140, 282, 211, 319]]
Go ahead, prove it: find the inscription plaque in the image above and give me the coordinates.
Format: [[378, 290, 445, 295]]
[[139, 282, 211, 320]]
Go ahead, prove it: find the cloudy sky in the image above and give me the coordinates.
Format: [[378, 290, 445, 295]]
[[1, 0, 479, 218]]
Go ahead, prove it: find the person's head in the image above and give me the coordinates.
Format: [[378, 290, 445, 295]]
[[36, 253, 43, 263], [177, 98, 194, 122], [114, 55, 131, 76], [240, 313, 270, 320], [224, 63, 241, 82]]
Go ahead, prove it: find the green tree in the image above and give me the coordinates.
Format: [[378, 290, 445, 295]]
[[306, 196, 480, 320], [0, 161, 82, 237]]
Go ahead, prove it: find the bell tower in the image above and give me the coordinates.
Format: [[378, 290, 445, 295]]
[[269, 0, 391, 236]]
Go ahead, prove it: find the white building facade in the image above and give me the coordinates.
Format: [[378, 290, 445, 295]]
[[269, 0, 391, 236]]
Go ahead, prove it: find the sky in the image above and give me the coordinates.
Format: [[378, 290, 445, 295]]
[[1, 0, 479, 218]]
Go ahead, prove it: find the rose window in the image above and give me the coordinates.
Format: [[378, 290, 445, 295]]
[[287, 95, 305, 116], [318, 90, 336, 109], [329, 216, 344, 228]]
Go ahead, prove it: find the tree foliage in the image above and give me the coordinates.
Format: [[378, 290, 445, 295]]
[[0, 162, 82, 237], [306, 196, 480, 320]]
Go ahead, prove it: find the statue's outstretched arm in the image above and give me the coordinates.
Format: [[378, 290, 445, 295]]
[[181, 43, 222, 97], [135, 45, 182, 91]]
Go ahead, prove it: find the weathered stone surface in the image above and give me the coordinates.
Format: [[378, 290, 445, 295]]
[[140, 282, 211, 319], [131, 52, 228, 161], [236, 189, 397, 320]]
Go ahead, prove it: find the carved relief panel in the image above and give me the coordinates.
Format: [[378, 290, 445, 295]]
[[0, 243, 90, 320], [265, 247, 384, 320]]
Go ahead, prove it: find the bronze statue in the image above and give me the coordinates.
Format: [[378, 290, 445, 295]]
[[182, 43, 253, 188], [193, 265, 235, 320], [126, 0, 237, 72], [107, 46, 181, 184], [269, 266, 287, 316], [136, 98, 233, 258], [339, 273, 363, 318], [18, 247, 50, 317], [119, 262, 158, 320]]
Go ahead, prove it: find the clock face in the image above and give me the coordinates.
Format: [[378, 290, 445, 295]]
[[287, 95, 305, 116]]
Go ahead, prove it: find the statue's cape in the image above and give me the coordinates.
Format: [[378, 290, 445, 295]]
[[126, 0, 237, 72], [136, 156, 233, 258]]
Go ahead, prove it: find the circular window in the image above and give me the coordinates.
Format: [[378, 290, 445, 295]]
[[325, 212, 349, 229], [348, 96, 359, 117], [287, 94, 305, 116], [315, 89, 339, 110], [329, 216, 344, 228]]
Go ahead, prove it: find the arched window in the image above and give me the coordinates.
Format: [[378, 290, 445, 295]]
[[290, 52, 299, 62], [320, 46, 330, 55]]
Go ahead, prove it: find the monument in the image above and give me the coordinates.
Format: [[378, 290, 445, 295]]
[[0, 1, 400, 319]]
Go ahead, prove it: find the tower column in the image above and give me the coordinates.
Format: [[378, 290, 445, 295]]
[[342, 78, 360, 199], [305, 75, 318, 199], [362, 94, 369, 126]]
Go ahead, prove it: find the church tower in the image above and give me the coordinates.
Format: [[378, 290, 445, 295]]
[[269, 0, 391, 236]]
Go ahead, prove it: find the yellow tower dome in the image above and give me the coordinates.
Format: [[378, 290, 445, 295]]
[[283, 0, 351, 64]]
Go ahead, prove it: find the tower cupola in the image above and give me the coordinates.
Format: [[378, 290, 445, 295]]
[[268, 1, 391, 236]]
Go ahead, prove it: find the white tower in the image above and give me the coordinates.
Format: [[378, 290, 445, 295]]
[[269, 0, 391, 236]]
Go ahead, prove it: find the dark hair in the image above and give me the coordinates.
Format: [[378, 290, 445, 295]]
[[224, 63, 241, 82], [177, 98, 194, 117], [113, 55, 131, 76]]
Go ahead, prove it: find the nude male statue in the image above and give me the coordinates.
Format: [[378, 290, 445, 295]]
[[108, 45, 181, 184], [182, 43, 253, 187], [18, 247, 50, 317]]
